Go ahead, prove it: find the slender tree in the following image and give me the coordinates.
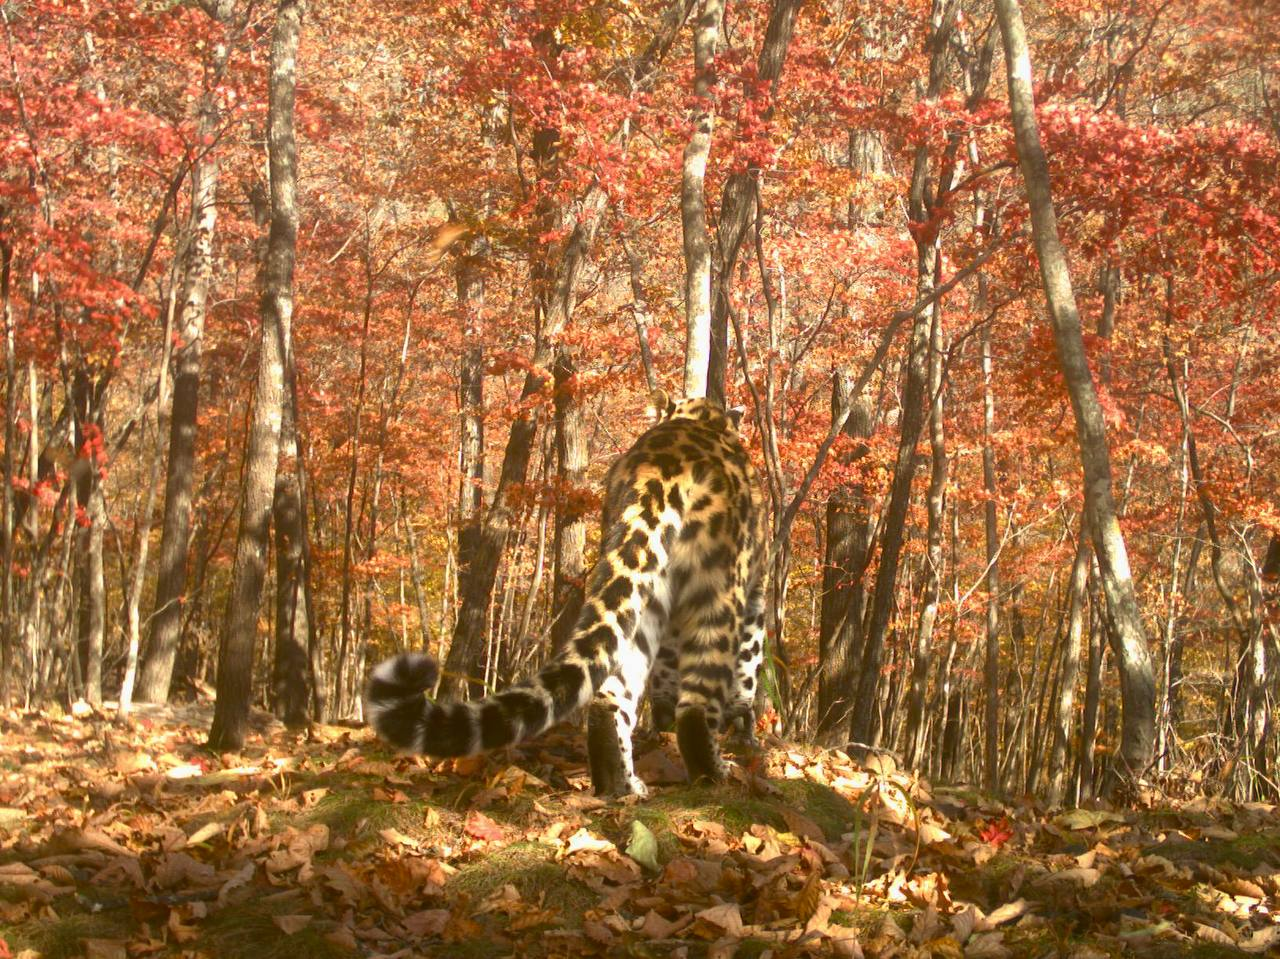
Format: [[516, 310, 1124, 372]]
[[138, 2, 237, 703], [995, 0, 1156, 785], [680, 0, 725, 399], [208, 0, 303, 750]]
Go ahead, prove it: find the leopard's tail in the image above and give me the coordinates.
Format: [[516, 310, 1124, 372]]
[[367, 503, 668, 758], [364, 645, 615, 758]]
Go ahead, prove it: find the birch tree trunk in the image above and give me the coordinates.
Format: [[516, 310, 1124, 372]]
[[995, 0, 1156, 783], [680, 0, 725, 399], [208, 0, 303, 750]]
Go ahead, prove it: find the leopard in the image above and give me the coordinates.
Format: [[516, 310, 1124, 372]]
[[365, 390, 768, 797]]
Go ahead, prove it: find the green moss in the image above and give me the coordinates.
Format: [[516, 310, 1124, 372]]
[[0, 910, 132, 959], [1147, 829, 1280, 870], [772, 779, 857, 839], [201, 902, 352, 959], [449, 841, 596, 927], [644, 783, 787, 836], [829, 904, 897, 935], [303, 788, 433, 844]]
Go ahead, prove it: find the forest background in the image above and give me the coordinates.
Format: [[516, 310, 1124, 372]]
[[2, 0, 1278, 807]]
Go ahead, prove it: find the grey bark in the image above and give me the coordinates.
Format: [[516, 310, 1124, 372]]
[[208, 0, 302, 749], [706, 0, 802, 405], [272, 382, 311, 728], [551, 349, 587, 653], [138, 17, 232, 704], [118, 292, 176, 721], [995, 0, 1156, 783], [981, 325, 1001, 792], [1047, 524, 1090, 805], [815, 379, 875, 742], [905, 302, 947, 768]]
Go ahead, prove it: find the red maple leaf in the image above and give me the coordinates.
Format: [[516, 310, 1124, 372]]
[[978, 816, 1014, 847]]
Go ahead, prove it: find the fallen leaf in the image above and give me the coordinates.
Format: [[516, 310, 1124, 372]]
[[464, 810, 505, 842], [272, 914, 312, 935], [696, 902, 744, 939], [626, 820, 661, 873]]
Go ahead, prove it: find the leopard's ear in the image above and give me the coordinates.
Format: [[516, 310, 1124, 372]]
[[647, 388, 675, 422], [726, 406, 746, 430]]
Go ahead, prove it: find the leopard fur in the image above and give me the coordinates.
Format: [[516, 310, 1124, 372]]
[[366, 392, 767, 797]]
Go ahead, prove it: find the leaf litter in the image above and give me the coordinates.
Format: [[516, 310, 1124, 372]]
[[0, 706, 1276, 958]]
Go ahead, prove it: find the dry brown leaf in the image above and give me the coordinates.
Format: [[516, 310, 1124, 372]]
[[781, 807, 827, 842], [978, 898, 1030, 930], [378, 826, 419, 849], [696, 902, 744, 939], [964, 931, 1011, 958], [81, 940, 127, 959], [271, 914, 312, 935], [792, 870, 823, 922], [1193, 922, 1236, 945], [402, 909, 451, 937], [464, 810, 505, 842]]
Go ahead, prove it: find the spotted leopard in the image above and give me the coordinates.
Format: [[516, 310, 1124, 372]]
[[366, 392, 767, 797]]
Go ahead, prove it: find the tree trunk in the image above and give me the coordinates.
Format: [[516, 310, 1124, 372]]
[[995, 0, 1156, 784], [1047, 524, 1090, 805], [1, 240, 14, 707], [550, 349, 587, 653], [208, 0, 302, 750], [332, 246, 381, 718], [1076, 572, 1106, 802], [138, 25, 229, 704], [981, 325, 1001, 792], [680, 0, 725, 399], [81, 486, 106, 706], [119, 291, 177, 722], [905, 302, 947, 768], [442, 189, 609, 699], [272, 382, 311, 728], [621, 236, 659, 393], [816, 380, 874, 742], [442, 0, 687, 698], [706, 0, 801, 405], [848, 0, 956, 749]]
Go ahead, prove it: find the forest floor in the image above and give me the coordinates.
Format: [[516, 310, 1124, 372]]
[[0, 705, 1277, 958]]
